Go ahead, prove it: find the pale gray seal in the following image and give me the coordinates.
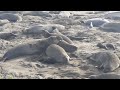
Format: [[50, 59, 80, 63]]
[[82, 18, 109, 27], [104, 12, 120, 20], [89, 51, 120, 72], [99, 23, 120, 33], [23, 25, 65, 34], [0, 13, 22, 22], [46, 44, 70, 64], [1, 36, 63, 62], [89, 73, 120, 79]]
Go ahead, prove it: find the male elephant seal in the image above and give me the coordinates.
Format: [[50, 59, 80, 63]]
[[42, 30, 73, 44], [89, 51, 120, 72], [89, 73, 120, 79], [1, 36, 63, 62], [46, 44, 70, 64]]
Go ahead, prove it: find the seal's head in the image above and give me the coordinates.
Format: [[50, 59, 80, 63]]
[[62, 55, 70, 64]]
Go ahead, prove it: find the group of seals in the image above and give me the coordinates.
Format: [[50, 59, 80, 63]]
[[1, 36, 63, 62]]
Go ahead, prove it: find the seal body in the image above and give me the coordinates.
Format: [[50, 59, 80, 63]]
[[42, 30, 73, 44], [2, 36, 63, 61], [0, 13, 22, 22], [0, 32, 17, 40], [89, 73, 120, 79], [99, 23, 120, 33], [89, 51, 120, 72], [46, 44, 70, 64], [83, 18, 109, 27]]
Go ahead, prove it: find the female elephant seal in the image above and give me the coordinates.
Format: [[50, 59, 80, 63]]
[[42, 30, 73, 44], [89, 51, 120, 72], [46, 44, 70, 64], [0, 32, 17, 40], [89, 73, 120, 79], [0, 13, 22, 22], [82, 18, 109, 27], [99, 23, 120, 33], [1, 36, 63, 62]]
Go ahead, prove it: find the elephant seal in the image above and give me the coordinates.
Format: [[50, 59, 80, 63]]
[[0, 32, 17, 40], [99, 23, 120, 33], [42, 30, 73, 44], [89, 73, 120, 79], [0, 13, 22, 22], [97, 43, 115, 50], [23, 25, 65, 34], [89, 51, 120, 72], [1, 36, 63, 62], [46, 44, 70, 64], [105, 12, 120, 20], [57, 40, 78, 53], [82, 18, 109, 27]]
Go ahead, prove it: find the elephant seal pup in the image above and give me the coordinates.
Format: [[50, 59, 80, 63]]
[[0, 13, 22, 22], [89, 51, 120, 72], [42, 30, 73, 44], [57, 40, 78, 53], [46, 44, 70, 64], [1, 36, 63, 62], [89, 73, 120, 79]]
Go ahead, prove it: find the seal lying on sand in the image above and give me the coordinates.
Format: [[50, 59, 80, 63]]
[[104, 12, 120, 20], [0, 32, 17, 40], [97, 43, 116, 50], [99, 23, 120, 33], [42, 30, 73, 44], [46, 44, 70, 64], [0, 13, 22, 22], [89, 51, 120, 72], [89, 73, 120, 79], [1, 36, 63, 62], [23, 25, 65, 34], [22, 11, 52, 18], [82, 18, 109, 27]]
